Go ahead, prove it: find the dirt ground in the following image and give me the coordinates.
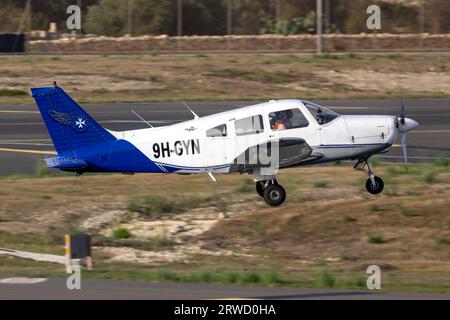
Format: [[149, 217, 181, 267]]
[[0, 53, 448, 104], [0, 164, 449, 292]]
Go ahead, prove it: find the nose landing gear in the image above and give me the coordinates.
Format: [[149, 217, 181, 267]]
[[354, 158, 384, 195], [255, 179, 286, 206]]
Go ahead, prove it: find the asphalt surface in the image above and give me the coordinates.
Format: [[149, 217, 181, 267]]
[[0, 99, 449, 176], [0, 277, 449, 300]]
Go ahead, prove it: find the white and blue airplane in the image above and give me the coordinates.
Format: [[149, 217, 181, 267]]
[[32, 84, 419, 206]]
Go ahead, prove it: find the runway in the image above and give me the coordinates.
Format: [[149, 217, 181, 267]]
[[0, 99, 449, 176], [0, 277, 449, 300]]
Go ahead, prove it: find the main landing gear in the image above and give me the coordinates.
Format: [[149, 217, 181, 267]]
[[256, 179, 286, 206], [354, 158, 384, 195]]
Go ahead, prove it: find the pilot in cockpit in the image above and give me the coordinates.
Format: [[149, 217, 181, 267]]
[[272, 110, 293, 130]]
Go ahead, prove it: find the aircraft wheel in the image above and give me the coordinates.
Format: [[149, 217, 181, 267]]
[[263, 184, 286, 206], [256, 181, 265, 198], [366, 176, 384, 195]]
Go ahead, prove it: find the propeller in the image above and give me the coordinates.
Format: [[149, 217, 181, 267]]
[[400, 132, 408, 173], [397, 90, 419, 173], [400, 89, 405, 125], [400, 89, 407, 172]]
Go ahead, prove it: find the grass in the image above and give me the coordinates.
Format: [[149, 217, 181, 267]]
[[0, 53, 449, 104], [313, 179, 329, 188], [126, 194, 222, 218], [344, 215, 357, 223], [235, 178, 253, 193], [0, 164, 449, 293], [434, 156, 449, 168], [0, 88, 27, 96], [368, 234, 385, 244], [422, 170, 437, 184], [436, 238, 450, 246], [127, 195, 181, 218], [316, 269, 336, 287], [112, 228, 131, 239]]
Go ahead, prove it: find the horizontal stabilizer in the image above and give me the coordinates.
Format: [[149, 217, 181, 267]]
[[45, 156, 88, 170]]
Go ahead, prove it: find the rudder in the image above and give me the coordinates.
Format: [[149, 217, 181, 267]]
[[31, 85, 116, 154]]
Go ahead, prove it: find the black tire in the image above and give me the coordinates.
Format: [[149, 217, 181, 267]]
[[263, 184, 286, 206], [256, 181, 265, 197], [366, 176, 384, 195]]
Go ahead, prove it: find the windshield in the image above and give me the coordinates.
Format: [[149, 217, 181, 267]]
[[302, 100, 339, 125]]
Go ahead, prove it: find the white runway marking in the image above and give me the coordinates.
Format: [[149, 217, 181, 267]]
[[0, 277, 48, 284], [0, 142, 53, 146], [0, 147, 56, 155], [0, 110, 40, 114]]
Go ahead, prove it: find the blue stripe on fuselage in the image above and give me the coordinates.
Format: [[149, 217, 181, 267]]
[[49, 139, 164, 173]]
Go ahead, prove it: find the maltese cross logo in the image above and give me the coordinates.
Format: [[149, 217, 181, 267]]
[[75, 117, 86, 129]]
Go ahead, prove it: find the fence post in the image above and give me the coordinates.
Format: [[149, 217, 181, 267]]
[[64, 234, 72, 273]]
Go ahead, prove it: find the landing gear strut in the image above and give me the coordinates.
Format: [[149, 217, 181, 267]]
[[354, 158, 384, 195], [256, 179, 286, 206]]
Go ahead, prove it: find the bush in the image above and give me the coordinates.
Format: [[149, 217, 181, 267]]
[[0, 88, 27, 96], [422, 170, 437, 184], [35, 161, 50, 177], [436, 238, 450, 245], [113, 228, 131, 239], [313, 180, 329, 188], [127, 195, 178, 218], [368, 234, 384, 244], [235, 178, 253, 193], [316, 269, 335, 287], [434, 156, 449, 168], [241, 272, 261, 284]]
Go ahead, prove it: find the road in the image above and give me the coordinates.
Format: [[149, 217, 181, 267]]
[[0, 99, 449, 176], [0, 277, 449, 300]]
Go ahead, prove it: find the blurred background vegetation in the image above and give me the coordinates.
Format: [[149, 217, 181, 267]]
[[0, 0, 449, 36]]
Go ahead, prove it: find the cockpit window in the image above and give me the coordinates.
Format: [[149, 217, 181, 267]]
[[269, 108, 309, 131], [302, 100, 339, 125]]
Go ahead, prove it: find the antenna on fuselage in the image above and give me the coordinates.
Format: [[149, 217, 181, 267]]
[[132, 110, 153, 128], [182, 102, 200, 119]]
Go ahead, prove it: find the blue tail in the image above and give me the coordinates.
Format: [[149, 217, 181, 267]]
[[31, 85, 116, 154]]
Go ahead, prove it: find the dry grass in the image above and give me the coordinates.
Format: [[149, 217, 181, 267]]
[[0, 165, 449, 292], [0, 53, 449, 105]]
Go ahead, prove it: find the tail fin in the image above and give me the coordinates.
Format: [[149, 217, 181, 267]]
[[31, 85, 116, 154]]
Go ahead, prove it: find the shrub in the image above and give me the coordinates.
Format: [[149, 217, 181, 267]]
[[436, 238, 450, 245], [235, 178, 253, 193], [127, 195, 178, 218], [422, 170, 437, 184], [35, 161, 50, 177], [434, 156, 449, 168], [313, 180, 328, 188], [241, 272, 261, 284], [316, 269, 335, 287], [113, 228, 131, 239], [344, 216, 357, 223], [368, 234, 384, 244], [0, 88, 27, 96]]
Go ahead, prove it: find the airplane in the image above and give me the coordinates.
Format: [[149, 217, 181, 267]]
[[31, 83, 419, 206]]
